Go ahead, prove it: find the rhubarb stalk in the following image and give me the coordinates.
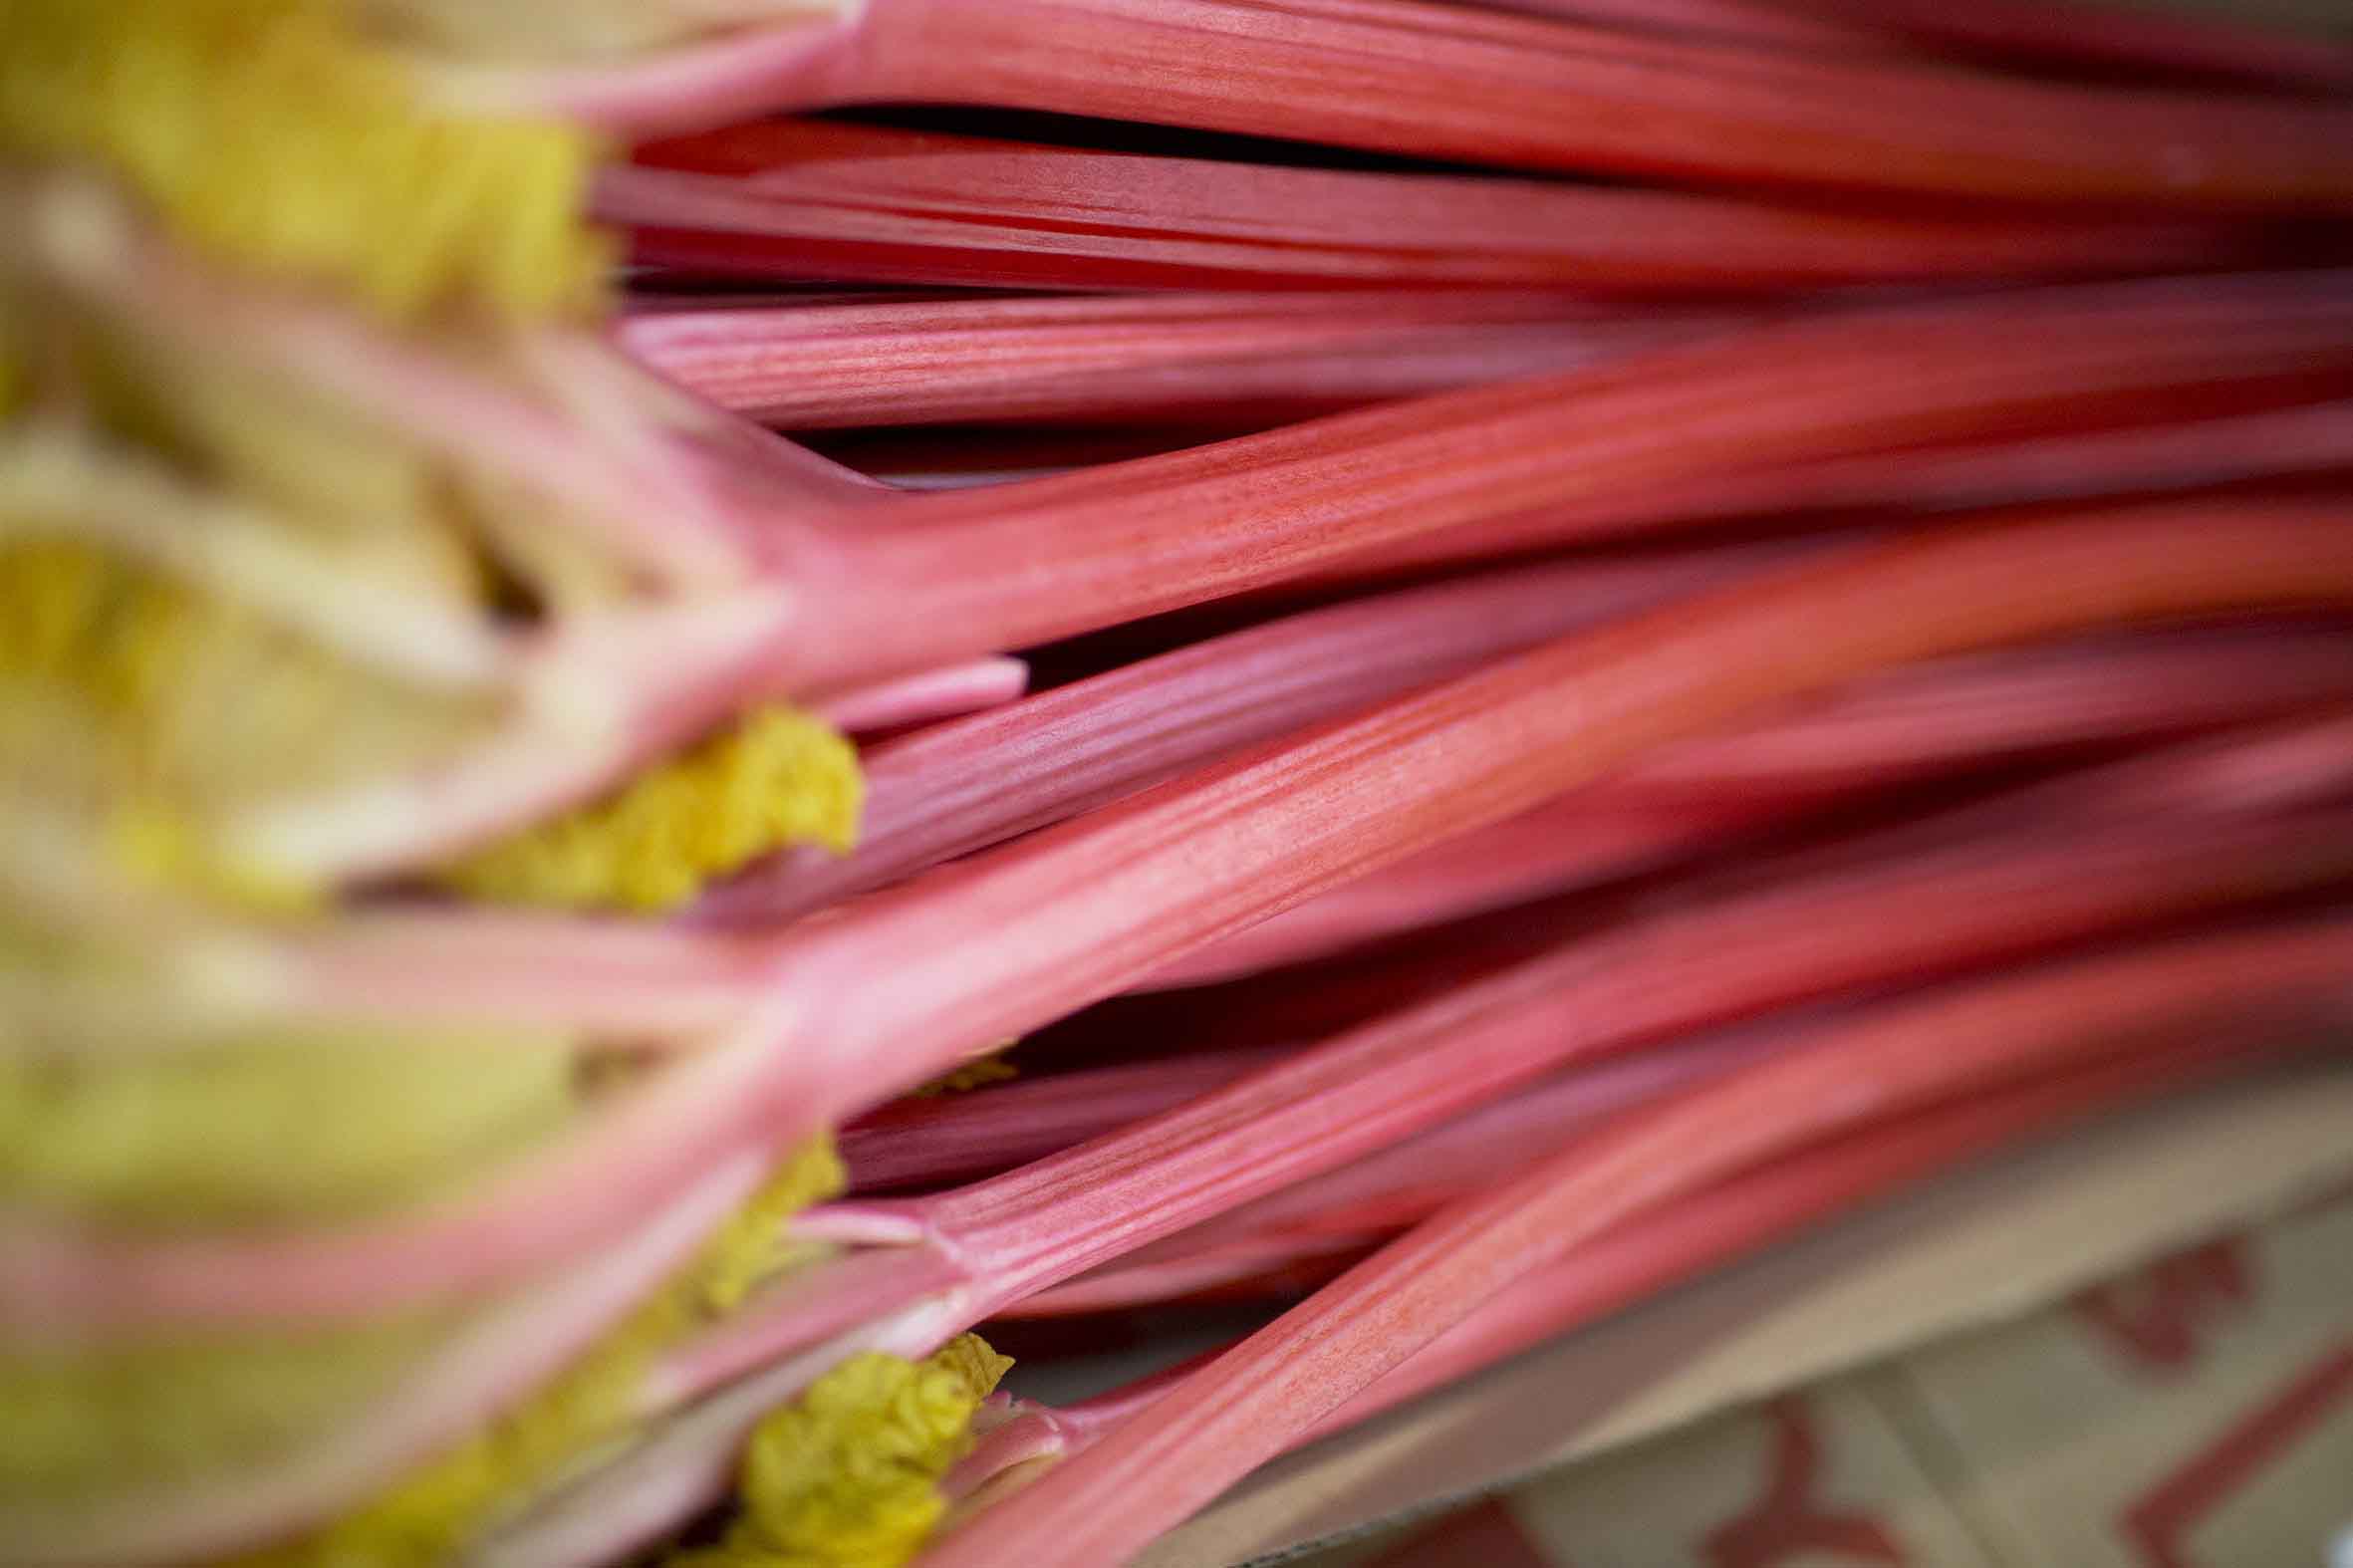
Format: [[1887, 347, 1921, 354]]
[[613, 120, 2254, 296], [447, 0, 2353, 212], [13, 501, 2353, 1335], [915, 917, 2353, 1568]]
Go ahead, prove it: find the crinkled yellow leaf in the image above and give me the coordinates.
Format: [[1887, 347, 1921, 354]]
[[442, 706, 865, 914], [0, 0, 607, 323], [674, 1335, 1015, 1568]]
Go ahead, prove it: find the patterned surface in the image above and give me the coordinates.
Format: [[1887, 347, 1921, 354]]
[[1301, 1195, 2353, 1568]]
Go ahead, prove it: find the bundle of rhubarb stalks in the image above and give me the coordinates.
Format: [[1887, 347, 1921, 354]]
[[7, 0, 2353, 1565]]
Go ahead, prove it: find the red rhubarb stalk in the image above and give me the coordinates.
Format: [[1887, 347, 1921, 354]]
[[620, 290, 1746, 429], [613, 120, 2252, 296], [1327, 397, 2353, 582], [460, 0, 2353, 211], [1457, 0, 1876, 54], [788, 810, 2353, 1348]]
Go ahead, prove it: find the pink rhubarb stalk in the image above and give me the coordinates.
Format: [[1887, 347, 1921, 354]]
[[954, 1023, 2301, 1495], [812, 656, 1028, 735], [1004, 1029, 1792, 1316], [1294, 1031, 2314, 1443], [695, 548, 1779, 924], [916, 917, 2353, 1568], [751, 281, 2353, 699], [733, 801, 2353, 1372], [13, 503, 2353, 1334], [475, 791, 2353, 1568], [839, 1049, 1290, 1193], [101, 238, 2353, 883], [1140, 626, 2353, 987]]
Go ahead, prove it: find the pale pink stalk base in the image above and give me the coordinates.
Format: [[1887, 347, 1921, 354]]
[[29, 177, 760, 587], [13, 505, 2353, 1334], [429, 9, 864, 131], [0, 1010, 800, 1330], [16, 174, 828, 884], [279, 906, 776, 1038], [614, 119, 2250, 296], [696, 550, 1776, 925], [915, 921, 2353, 1568], [251, 591, 807, 883], [0, 1156, 769, 1568], [620, 291, 1740, 428], [812, 656, 1028, 734]]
